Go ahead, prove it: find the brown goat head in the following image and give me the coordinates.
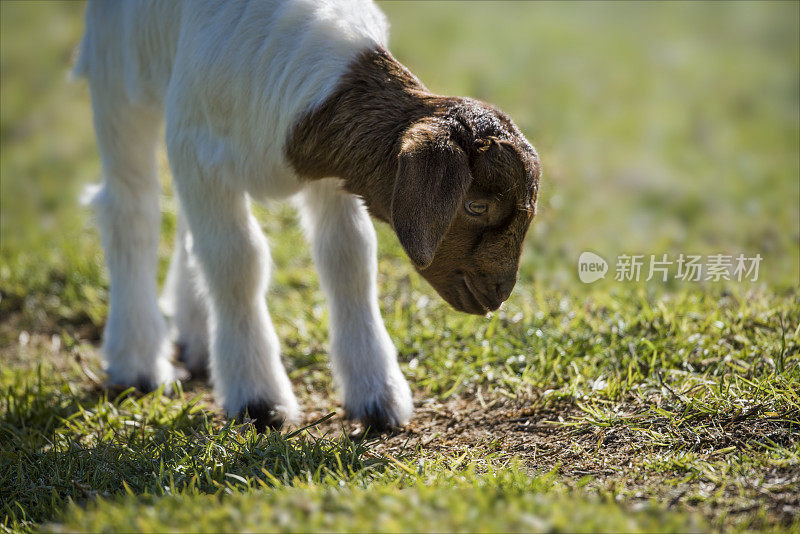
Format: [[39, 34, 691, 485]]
[[392, 99, 540, 315], [286, 49, 541, 316]]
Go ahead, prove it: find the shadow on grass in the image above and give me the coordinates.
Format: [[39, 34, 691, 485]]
[[0, 367, 387, 529]]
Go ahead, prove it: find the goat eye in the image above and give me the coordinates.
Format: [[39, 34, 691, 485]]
[[465, 200, 489, 216]]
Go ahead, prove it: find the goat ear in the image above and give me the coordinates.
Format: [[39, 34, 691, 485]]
[[391, 126, 472, 269]]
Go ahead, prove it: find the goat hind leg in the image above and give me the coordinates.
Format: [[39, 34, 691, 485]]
[[89, 103, 176, 392], [162, 207, 210, 377]]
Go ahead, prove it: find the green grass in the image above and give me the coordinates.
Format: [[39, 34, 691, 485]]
[[1, 1, 798, 532], [55, 470, 703, 533], [1, 365, 704, 532]]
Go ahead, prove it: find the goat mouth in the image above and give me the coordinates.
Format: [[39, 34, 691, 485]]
[[461, 275, 492, 315]]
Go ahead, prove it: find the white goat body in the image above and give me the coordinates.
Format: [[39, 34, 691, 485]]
[[78, 0, 412, 429], [77, 0, 541, 431]]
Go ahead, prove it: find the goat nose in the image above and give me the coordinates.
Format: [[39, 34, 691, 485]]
[[495, 278, 516, 303]]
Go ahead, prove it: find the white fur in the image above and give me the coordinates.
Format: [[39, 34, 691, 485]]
[[78, 0, 411, 425], [297, 180, 412, 424], [160, 210, 210, 375]]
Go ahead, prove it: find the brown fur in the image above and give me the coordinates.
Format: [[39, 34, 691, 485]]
[[286, 47, 540, 314]]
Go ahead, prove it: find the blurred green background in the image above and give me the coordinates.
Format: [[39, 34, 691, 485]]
[[383, 1, 799, 288], [1, 1, 798, 336]]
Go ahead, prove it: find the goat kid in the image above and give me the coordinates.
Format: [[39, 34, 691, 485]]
[[76, 0, 541, 431]]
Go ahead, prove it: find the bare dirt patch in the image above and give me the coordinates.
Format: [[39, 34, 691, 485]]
[[302, 390, 799, 528]]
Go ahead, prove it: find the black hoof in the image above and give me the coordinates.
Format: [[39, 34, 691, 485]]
[[175, 343, 208, 380], [238, 401, 285, 433], [133, 377, 157, 394], [346, 400, 399, 434], [133, 375, 182, 395]]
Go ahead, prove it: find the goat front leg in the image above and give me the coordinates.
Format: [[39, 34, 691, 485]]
[[172, 167, 299, 431], [298, 179, 413, 429]]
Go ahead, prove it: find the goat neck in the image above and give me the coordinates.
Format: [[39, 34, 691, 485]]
[[286, 47, 442, 223]]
